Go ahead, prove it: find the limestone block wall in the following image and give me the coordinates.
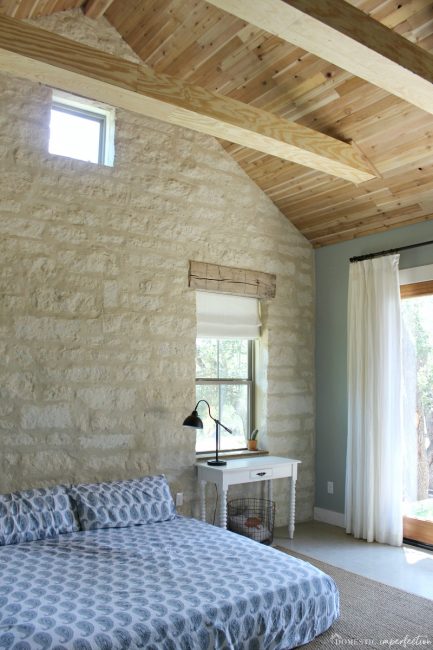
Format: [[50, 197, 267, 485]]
[[0, 10, 314, 525]]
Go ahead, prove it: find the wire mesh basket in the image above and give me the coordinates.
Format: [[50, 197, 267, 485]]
[[227, 498, 275, 545]]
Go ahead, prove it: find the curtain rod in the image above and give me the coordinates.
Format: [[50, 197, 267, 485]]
[[350, 239, 433, 263]]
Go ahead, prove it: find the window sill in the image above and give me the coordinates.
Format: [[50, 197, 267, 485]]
[[196, 449, 269, 462]]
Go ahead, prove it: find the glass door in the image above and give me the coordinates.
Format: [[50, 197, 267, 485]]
[[401, 284, 433, 547]]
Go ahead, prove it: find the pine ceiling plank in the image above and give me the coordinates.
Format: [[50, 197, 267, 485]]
[[133, 17, 179, 64], [267, 171, 331, 196], [253, 71, 327, 110], [148, 1, 216, 51], [310, 214, 429, 247], [278, 90, 341, 124], [246, 156, 315, 186], [170, 15, 245, 81], [83, 0, 115, 19], [195, 32, 271, 94], [374, 191, 428, 211], [310, 207, 429, 246], [0, 0, 21, 16], [256, 72, 344, 123], [235, 56, 340, 112], [220, 43, 294, 100], [278, 178, 358, 211], [382, 0, 432, 29], [42, 1, 59, 17], [218, 26, 265, 72], [306, 202, 423, 238], [330, 95, 404, 139], [0, 14, 376, 182], [381, 156, 433, 186], [273, 178, 344, 206], [14, 0, 41, 17], [146, 5, 224, 71], [206, 0, 433, 115], [405, 5, 433, 33], [123, 0, 179, 51], [247, 164, 298, 189], [373, 130, 433, 174], [106, 0, 168, 39], [296, 84, 395, 138], [300, 203, 385, 234], [370, 0, 428, 26], [188, 40, 245, 90], [6, 0, 81, 18], [361, 112, 433, 154], [387, 175, 433, 198]]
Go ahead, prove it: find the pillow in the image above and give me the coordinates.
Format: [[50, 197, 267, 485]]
[[69, 474, 176, 531], [0, 485, 80, 546]]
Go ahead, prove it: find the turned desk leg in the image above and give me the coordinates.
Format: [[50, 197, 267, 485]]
[[219, 489, 228, 528], [267, 479, 273, 503], [200, 480, 206, 522], [288, 476, 296, 539]]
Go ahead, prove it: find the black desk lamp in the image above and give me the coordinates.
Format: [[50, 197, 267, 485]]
[[183, 399, 232, 466]]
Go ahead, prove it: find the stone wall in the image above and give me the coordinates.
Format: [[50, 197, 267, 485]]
[[0, 10, 314, 525]]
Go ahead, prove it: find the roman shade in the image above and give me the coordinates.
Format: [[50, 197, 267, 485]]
[[196, 291, 261, 339]]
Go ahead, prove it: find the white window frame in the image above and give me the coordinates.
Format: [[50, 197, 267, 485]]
[[50, 91, 115, 166], [195, 339, 255, 454]]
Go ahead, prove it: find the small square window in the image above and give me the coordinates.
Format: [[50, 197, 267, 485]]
[[49, 92, 114, 166]]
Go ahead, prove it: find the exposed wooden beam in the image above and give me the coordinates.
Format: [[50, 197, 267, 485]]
[[0, 14, 375, 183], [189, 260, 276, 299], [206, 0, 433, 117], [83, 0, 115, 19]]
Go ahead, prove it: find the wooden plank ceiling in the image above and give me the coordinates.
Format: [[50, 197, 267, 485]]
[[1, 0, 433, 246]]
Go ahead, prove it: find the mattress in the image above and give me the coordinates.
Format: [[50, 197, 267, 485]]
[[0, 516, 339, 649]]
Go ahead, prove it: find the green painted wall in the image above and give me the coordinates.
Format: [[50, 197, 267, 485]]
[[315, 220, 433, 513]]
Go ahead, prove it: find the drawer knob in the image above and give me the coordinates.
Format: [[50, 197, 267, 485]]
[[257, 471, 266, 476]]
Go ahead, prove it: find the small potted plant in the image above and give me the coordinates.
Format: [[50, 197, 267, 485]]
[[247, 429, 259, 451]]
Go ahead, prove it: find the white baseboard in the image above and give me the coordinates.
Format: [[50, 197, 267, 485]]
[[314, 507, 345, 528]]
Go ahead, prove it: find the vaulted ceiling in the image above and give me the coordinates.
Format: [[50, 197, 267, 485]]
[[1, 0, 433, 247]]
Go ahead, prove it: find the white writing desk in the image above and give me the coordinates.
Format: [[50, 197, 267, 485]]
[[195, 455, 301, 538]]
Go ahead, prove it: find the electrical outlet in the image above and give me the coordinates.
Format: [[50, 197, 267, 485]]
[[327, 481, 334, 495], [176, 492, 184, 507]]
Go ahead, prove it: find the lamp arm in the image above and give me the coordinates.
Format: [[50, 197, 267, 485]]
[[214, 419, 232, 435], [193, 399, 233, 434]]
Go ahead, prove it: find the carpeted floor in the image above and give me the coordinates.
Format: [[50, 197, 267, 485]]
[[276, 547, 433, 648]]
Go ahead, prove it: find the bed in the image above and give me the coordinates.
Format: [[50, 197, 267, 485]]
[[0, 476, 339, 649]]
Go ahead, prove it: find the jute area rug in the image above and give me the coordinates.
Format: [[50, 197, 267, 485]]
[[275, 547, 433, 648]]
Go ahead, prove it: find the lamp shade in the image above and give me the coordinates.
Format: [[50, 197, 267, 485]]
[[183, 410, 203, 429]]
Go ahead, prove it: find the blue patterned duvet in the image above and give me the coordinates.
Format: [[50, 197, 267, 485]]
[[0, 516, 339, 650]]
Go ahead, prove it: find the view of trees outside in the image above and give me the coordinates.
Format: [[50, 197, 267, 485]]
[[402, 295, 433, 515], [195, 339, 250, 452]]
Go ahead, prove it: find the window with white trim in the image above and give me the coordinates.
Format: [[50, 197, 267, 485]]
[[49, 91, 115, 166], [195, 292, 260, 453]]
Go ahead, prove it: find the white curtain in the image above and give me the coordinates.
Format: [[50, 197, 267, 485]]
[[346, 255, 403, 546]]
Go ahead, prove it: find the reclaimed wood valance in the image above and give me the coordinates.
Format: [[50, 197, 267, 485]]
[[188, 260, 276, 299]]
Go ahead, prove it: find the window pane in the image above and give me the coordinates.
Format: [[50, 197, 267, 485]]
[[196, 338, 218, 378], [195, 384, 219, 452], [196, 339, 249, 379], [220, 383, 248, 449], [195, 383, 248, 452], [49, 109, 102, 163], [218, 339, 249, 379]]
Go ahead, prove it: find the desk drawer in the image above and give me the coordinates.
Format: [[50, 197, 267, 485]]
[[249, 468, 273, 480]]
